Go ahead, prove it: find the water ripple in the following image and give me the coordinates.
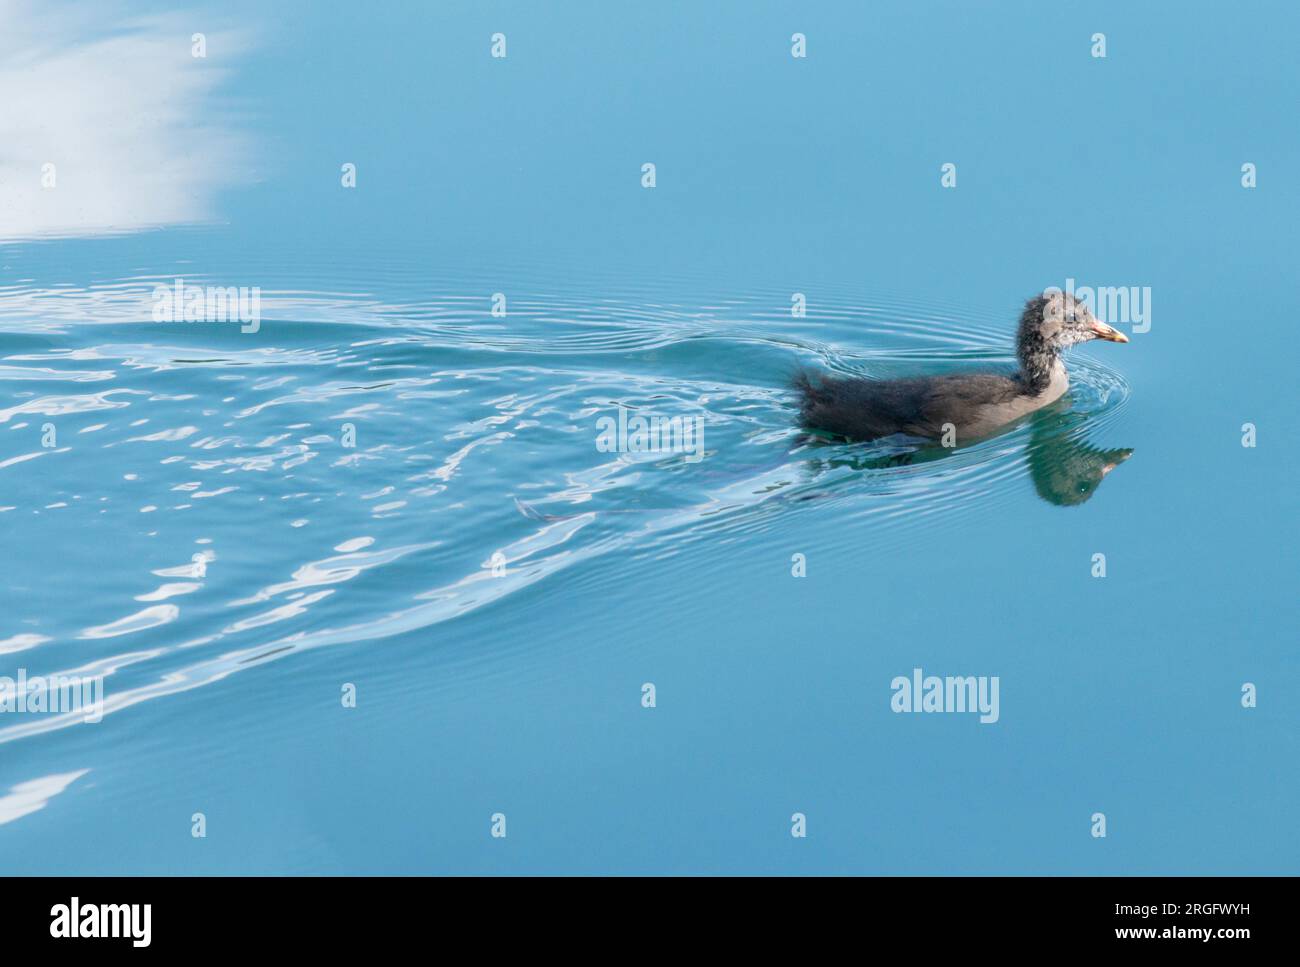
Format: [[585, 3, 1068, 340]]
[[0, 278, 1132, 745]]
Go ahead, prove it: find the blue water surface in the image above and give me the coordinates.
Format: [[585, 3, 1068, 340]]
[[0, 0, 1296, 874]]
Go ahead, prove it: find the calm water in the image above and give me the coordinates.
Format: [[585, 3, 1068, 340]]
[[1, 1, 1296, 874]]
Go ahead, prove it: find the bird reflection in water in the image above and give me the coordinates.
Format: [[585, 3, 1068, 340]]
[[796, 406, 1133, 507]]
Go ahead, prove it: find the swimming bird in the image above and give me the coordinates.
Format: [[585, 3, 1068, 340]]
[[795, 291, 1127, 442]]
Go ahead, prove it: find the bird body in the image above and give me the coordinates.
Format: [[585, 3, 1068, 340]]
[[796, 361, 1068, 441]]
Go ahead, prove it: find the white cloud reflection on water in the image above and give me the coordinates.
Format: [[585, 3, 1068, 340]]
[[0, 769, 88, 825], [0, 1, 253, 242]]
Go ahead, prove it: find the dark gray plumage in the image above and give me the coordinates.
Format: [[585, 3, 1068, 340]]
[[795, 291, 1127, 442]]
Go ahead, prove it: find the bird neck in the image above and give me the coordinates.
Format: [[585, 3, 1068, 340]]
[[1017, 337, 1060, 394]]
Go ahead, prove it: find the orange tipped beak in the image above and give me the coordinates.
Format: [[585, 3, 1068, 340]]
[[1090, 321, 1129, 343]]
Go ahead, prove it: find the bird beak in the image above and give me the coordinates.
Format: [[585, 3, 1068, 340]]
[[1100, 449, 1133, 475], [1090, 321, 1129, 343]]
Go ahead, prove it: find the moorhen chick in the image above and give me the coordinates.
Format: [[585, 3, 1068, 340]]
[[795, 290, 1128, 442]]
